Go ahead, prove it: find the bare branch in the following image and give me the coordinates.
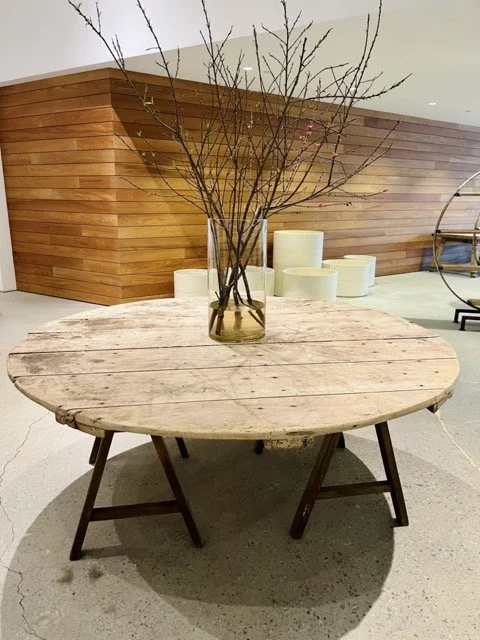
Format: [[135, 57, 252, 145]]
[[68, 0, 407, 225]]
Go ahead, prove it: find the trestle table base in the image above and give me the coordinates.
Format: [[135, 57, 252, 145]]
[[71, 432, 201, 560], [289, 421, 408, 539], [75, 423, 407, 558]]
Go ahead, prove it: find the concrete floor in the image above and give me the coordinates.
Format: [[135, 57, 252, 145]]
[[0, 271, 479, 640]]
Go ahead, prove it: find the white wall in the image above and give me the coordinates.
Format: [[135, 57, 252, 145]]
[[0, 0, 431, 86], [0, 148, 16, 292]]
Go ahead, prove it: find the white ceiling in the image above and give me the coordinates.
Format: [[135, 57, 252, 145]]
[[125, 0, 480, 126]]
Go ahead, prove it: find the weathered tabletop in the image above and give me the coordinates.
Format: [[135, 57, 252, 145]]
[[8, 298, 459, 441]]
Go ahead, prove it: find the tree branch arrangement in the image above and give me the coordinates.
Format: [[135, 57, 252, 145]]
[[69, 0, 409, 339]]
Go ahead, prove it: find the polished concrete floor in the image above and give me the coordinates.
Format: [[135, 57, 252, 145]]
[[1, 272, 479, 640]]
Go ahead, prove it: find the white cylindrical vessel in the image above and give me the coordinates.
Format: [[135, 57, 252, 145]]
[[344, 254, 376, 287], [282, 267, 338, 302], [266, 267, 275, 296], [322, 259, 370, 297], [237, 266, 275, 297], [174, 269, 208, 298], [273, 230, 324, 295]]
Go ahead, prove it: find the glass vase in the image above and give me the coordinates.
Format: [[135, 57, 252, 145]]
[[207, 217, 267, 342]]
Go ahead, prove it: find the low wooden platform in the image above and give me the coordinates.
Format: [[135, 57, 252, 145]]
[[432, 229, 480, 277]]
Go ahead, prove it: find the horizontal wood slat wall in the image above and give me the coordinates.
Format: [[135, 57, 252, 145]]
[[0, 69, 121, 304], [111, 69, 480, 301], [2, 67, 480, 304]]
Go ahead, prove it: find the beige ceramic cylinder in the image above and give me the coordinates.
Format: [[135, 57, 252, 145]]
[[322, 259, 370, 297], [282, 267, 338, 302], [174, 269, 208, 298], [344, 254, 376, 286], [266, 267, 275, 296], [273, 230, 324, 295]]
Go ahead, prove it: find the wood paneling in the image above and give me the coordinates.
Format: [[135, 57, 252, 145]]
[[2, 67, 480, 304], [0, 70, 120, 303], [110, 69, 480, 300]]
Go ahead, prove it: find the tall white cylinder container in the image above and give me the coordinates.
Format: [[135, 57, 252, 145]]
[[273, 230, 324, 295], [266, 267, 275, 296], [174, 269, 208, 298]]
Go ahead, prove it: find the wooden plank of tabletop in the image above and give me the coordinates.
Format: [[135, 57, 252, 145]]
[[54, 388, 454, 440], [8, 337, 454, 377]]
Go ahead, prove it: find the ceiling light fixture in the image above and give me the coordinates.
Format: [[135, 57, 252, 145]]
[[428, 101, 438, 106], [242, 66, 253, 71]]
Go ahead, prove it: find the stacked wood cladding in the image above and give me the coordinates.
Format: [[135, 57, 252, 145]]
[[0, 70, 120, 304], [1, 67, 480, 305]]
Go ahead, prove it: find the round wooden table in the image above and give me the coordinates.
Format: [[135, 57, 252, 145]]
[[8, 298, 459, 559]]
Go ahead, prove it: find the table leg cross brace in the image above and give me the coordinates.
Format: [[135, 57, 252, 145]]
[[290, 422, 408, 539], [70, 432, 202, 560]]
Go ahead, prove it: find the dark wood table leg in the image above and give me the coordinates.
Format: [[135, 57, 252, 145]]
[[151, 436, 203, 548], [89, 436, 102, 465], [71, 431, 114, 560], [290, 432, 341, 539], [254, 439, 265, 455], [175, 437, 189, 459], [375, 422, 409, 526], [337, 433, 346, 449]]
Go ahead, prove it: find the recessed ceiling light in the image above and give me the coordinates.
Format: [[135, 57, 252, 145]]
[[243, 66, 253, 71], [428, 101, 438, 106]]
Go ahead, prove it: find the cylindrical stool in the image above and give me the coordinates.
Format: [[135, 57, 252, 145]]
[[322, 259, 370, 297], [273, 230, 324, 295], [174, 269, 208, 298], [344, 254, 376, 287], [282, 267, 338, 302]]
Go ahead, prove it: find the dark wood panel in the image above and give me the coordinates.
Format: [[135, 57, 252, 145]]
[[0, 122, 114, 142], [0, 107, 114, 132], [0, 69, 113, 96], [0, 93, 111, 120], [1, 136, 113, 154], [15, 281, 118, 305], [7, 199, 117, 213], [16, 272, 121, 298], [3, 162, 115, 176], [13, 241, 119, 262], [13, 252, 84, 270], [8, 210, 118, 226], [3, 150, 114, 165]]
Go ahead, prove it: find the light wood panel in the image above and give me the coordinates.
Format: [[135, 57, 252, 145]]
[[0, 70, 120, 303], [2, 67, 480, 304]]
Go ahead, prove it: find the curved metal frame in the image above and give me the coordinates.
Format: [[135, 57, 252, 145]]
[[433, 170, 480, 311]]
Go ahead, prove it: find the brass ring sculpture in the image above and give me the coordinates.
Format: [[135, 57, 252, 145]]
[[432, 170, 480, 311]]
